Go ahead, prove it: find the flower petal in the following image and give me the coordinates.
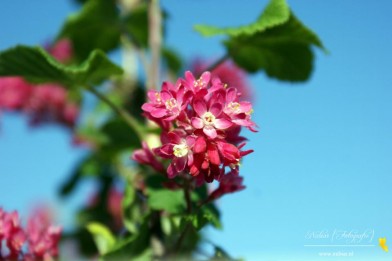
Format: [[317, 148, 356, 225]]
[[167, 163, 178, 179], [193, 136, 207, 153], [193, 99, 207, 116], [151, 108, 167, 118], [203, 126, 217, 139], [209, 103, 222, 117], [208, 143, 221, 165], [174, 156, 187, 172], [191, 117, 204, 129], [214, 118, 232, 129]]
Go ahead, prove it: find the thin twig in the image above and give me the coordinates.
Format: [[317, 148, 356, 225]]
[[172, 179, 193, 254], [86, 86, 145, 140], [148, 0, 162, 90]]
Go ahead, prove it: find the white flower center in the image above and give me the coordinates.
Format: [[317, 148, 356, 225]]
[[202, 112, 216, 126], [165, 98, 177, 110], [193, 78, 205, 89], [173, 143, 189, 157], [228, 102, 240, 113]]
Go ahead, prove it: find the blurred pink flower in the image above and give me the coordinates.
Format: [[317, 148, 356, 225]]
[[0, 206, 61, 260], [46, 38, 73, 63], [24, 84, 79, 128], [0, 77, 33, 110]]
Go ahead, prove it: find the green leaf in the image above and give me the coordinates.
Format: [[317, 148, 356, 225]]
[[59, 155, 101, 197], [100, 118, 141, 156], [102, 217, 152, 261], [122, 182, 143, 234], [58, 0, 121, 61], [123, 4, 149, 47], [162, 47, 183, 74], [193, 0, 325, 82], [86, 222, 116, 255], [225, 14, 324, 81], [0, 46, 123, 87], [147, 189, 186, 214], [194, 0, 290, 37], [185, 204, 221, 231]]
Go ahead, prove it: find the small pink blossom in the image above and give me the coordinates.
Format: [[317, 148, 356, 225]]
[[207, 171, 246, 201], [191, 98, 232, 139], [132, 141, 165, 172], [154, 130, 196, 178], [0, 77, 33, 110], [46, 38, 73, 63], [142, 80, 192, 122], [0, 207, 61, 260]]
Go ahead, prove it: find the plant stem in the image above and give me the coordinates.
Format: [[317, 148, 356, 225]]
[[86, 86, 145, 140], [172, 179, 193, 254], [147, 0, 162, 90]]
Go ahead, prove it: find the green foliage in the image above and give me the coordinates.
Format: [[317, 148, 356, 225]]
[[86, 222, 116, 255], [102, 217, 152, 261], [123, 4, 149, 48], [148, 189, 187, 214], [58, 0, 121, 61], [59, 155, 101, 197], [194, 0, 290, 37], [162, 47, 183, 74], [194, 0, 325, 81], [184, 203, 221, 231], [0, 46, 123, 87]]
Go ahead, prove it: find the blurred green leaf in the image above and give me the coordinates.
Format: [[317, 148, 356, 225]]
[[194, 0, 289, 37], [59, 155, 100, 197], [86, 222, 116, 255], [0, 46, 123, 87], [58, 0, 121, 61], [162, 47, 183, 74], [225, 14, 324, 81], [148, 189, 186, 214], [100, 118, 141, 156], [102, 216, 152, 260], [123, 4, 149, 47], [209, 245, 244, 261], [185, 204, 221, 231], [193, 0, 325, 82], [122, 182, 143, 234]]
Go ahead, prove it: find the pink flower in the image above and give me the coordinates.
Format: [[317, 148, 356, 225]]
[[191, 98, 232, 139], [154, 130, 196, 178], [0, 77, 33, 110], [25, 84, 79, 128], [207, 171, 245, 201], [142, 81, 191, 121], [46, 38, 73, 63], [223, 87, 257, 131], [136, 70, 255, 184], [132, 141, 165, 172], [183, 71, 211, 94], [26, 206, 62, 260], [1, 207, 61, 260]]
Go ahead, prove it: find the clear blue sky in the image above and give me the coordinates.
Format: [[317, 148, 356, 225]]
[[1, 1, 392, 260]]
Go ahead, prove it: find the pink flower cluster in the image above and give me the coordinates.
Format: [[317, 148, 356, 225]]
[[0, 39, 78, 129], [138, 71, 256, 184], [0, 207, 61, 261]]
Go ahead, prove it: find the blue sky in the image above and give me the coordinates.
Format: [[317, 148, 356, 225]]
[[1, 0, 392, 260]]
